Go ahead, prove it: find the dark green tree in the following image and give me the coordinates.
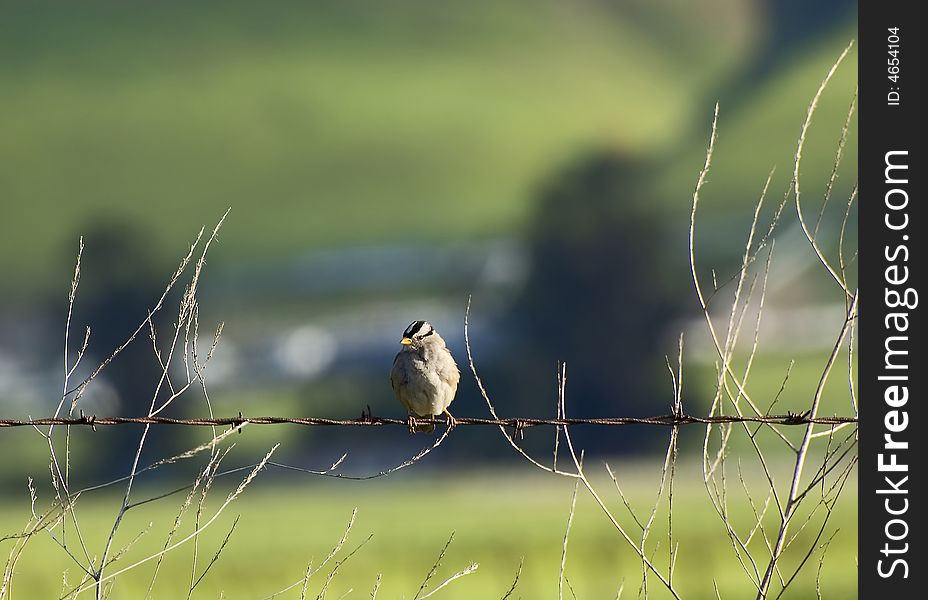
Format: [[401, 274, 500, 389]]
[[507, 151, 689, 452]]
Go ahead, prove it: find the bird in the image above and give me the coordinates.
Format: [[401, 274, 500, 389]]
[[390, 320, 460, 433]]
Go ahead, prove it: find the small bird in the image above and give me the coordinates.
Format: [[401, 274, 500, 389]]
[[390, 320, 460, 433]]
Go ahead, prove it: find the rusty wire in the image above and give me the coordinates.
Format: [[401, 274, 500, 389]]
[[0, 412, 857, 430]]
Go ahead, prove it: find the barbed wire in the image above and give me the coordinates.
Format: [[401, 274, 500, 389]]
[[0, 411, 857, 430]]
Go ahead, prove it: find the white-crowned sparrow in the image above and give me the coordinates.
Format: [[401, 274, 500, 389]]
[[390, 320, 460, 433]]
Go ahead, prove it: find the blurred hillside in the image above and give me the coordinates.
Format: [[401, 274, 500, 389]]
[[1, 0, 854, 289], [0, 1, 857, 479]]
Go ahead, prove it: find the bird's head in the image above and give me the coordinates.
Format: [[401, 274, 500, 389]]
[[399, 320, 440, 349]]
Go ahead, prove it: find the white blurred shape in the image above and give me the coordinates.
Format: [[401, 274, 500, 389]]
[[276, 325, 338, 378]]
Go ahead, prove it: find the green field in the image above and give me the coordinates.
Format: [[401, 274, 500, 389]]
[[2, 459, 856, 599], [1, 1, 856, 291]]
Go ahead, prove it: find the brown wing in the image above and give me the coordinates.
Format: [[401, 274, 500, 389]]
[[437, 349, 461, 397], [390, 353, 413, 412]]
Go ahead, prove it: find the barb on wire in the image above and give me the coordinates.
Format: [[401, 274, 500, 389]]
[[0, 413, 858, 430]]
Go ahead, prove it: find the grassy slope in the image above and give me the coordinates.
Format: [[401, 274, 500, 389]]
[[1, 465, 855, 598], [2, 0, 758, 289], [656, 24, 858, 219]]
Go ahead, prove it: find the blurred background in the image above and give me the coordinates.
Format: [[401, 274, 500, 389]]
[[0, 1, 857, 597]]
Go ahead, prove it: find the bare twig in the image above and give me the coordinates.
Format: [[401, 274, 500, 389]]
[[316, 534, 374, 600], [262, 509, 359, 600], [793, 40, 856, 298], [67, 444, 278, 598], [757, 295, 858, 598], [557, 366, 681, 599], [187, 513, 240, 593], [417, 564, 479, 600], [560, 460, 582, 600], [414, 533, 456, 600], [501, 558, 523, 600]]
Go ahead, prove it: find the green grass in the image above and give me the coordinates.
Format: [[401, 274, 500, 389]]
[[0, 0, 742, 288], [0, 0, 857, 293], [1, 462, 855, 598]]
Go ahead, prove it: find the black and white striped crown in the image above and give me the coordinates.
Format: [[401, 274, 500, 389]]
[[403, 320, 435, 339]]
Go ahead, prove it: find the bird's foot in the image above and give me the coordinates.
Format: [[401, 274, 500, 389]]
[[406, 414, 418, 434], [443, 410, 458, 431]]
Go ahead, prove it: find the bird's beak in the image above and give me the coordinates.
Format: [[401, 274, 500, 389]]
[[400, 337, 413, 346]]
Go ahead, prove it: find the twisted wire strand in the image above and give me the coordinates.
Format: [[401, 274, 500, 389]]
[[1, 412, 857, 429]]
